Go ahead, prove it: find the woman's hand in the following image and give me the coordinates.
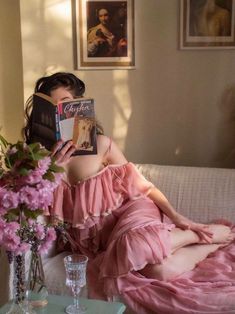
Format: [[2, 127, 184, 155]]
[[172, 213, 213, 243], [50, 140, 76, 166]]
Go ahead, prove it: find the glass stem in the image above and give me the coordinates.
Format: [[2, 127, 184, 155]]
[[73, 289, 81, 309]]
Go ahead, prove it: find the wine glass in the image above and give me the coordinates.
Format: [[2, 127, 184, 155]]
[[64, 254, 88, 314]]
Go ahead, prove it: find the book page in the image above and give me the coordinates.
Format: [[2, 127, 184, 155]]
[[59, 118, 74, 141]]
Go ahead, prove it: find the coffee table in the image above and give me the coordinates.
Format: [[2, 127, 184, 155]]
[[0, 294, 126, 314]]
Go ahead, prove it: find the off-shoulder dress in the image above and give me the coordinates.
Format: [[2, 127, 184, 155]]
[[50, 162, 235, 314]]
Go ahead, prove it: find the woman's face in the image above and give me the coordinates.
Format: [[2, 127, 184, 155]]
[[98, 9, 109, 25], [50, 86, 74, 103]]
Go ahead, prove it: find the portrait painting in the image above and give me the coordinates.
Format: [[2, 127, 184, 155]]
[[73, 0, 135, 69], [180, 0, 235, 49]]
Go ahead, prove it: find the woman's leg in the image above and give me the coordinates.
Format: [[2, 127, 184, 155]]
[[140, 243, 221, 281], [139, 224, 234, 281], [170, 224, 233, 252]]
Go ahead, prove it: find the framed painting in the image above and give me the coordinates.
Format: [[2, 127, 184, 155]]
[[73, 0, 135, 69], [180, 0, 235, 49]]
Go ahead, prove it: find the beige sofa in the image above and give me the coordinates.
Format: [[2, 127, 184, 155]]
[[1, 163, 235, 306]]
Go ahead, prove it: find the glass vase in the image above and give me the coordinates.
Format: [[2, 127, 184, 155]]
[[26, 250, 48, 309], [7, 254, 35, 314]]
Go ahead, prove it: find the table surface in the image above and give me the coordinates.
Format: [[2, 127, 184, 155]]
[[0, 294, 126, 314]]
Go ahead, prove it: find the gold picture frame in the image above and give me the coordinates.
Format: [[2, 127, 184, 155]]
[[73, 0, 135, 69], [180, 0, 235, 49]]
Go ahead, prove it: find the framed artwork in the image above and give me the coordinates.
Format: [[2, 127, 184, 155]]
[[180, 0, 235, 49], [73, 0, 135, 69]]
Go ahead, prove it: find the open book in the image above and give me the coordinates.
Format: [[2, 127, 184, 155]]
[[31, 93, 97, 155]]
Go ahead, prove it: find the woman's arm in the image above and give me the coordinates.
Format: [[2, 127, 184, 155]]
[[148, 186, 213, 242], [104, 137, 127, 165], [105, 138, 212, 240]]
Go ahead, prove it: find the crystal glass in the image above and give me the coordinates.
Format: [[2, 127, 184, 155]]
[[64, 254, 88, 314]]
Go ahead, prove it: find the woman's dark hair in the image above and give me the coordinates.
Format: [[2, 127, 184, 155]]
[[34, 72, 85, 97], [23, 72, 104, 145]]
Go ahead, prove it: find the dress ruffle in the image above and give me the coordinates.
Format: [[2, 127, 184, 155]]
[[99, 199, 174, 279], [51, 162, 154, 229]]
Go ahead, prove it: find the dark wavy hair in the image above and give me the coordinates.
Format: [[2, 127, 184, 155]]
[[23, 72, 104, 145]]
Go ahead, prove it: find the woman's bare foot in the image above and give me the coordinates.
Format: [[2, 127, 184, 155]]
[[207, 224, 234, 244]]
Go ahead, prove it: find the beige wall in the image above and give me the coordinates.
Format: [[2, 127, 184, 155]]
[[20, 0, 235, 168], [0, 0, 24, 143]]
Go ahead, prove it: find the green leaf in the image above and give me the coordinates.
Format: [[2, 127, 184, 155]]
[[4, 208, 20, 221], [0, 134, 9, 148], [19, 167, 29, 176], [49, 162, 65, 173], [32, 152, 45, 161], [23, 208, 44, 219], [4, 155, 12, 169], [29, 142, 41, 151], [43, 171, 55, 182]]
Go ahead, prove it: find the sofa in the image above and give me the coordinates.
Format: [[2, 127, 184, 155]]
[[0, 163, 235, 307]]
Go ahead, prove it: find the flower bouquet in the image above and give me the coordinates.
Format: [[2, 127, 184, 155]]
[[0, 135, 64, 313]]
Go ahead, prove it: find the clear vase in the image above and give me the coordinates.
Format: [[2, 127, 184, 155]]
[[26, 250, 48, 309], [7, 254, 35, 314]]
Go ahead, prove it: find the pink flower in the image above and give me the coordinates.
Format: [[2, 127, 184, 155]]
[[15, 242, 30, 255], [2, 222, 21, 252], [22, 171, 42, 185], [0, 218, 5, 244], [38, 227, 56, 254], [19, 186, 40, 210], [7, 147, 17, 155], [38, 157, 51, 175], [0, 190, 19, 209], [0, 206, 7, 215], [46, 228, 57, 242], [21, 157, 51, 185], [0, 142, 62, 255], [34, 224, 45, 240]]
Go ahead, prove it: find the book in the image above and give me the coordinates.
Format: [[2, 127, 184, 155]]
[[31, 92, 97, 155]]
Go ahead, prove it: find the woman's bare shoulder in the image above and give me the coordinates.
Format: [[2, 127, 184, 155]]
[[97, 135, 127, 165], [97, 134, 111, 145]]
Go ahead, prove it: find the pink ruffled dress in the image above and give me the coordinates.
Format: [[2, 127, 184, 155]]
[[51, 162, 235, 314]]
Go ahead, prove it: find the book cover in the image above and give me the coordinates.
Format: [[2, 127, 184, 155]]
[[32, 93, 97, 155]]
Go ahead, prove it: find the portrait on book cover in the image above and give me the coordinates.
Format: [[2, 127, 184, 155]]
[[180, 0, 235, 49], [73, 117, 96, 151], [73, 0, 135, 69]]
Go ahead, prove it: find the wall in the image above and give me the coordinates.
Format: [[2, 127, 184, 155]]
[[0, 0, 24, 142], [20, 0, 235, 168]]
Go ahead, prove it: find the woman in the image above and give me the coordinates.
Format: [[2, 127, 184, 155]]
[[190, 0, 231, 37], [87, 8, 116, 57], [24, 72, 235, 314]]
